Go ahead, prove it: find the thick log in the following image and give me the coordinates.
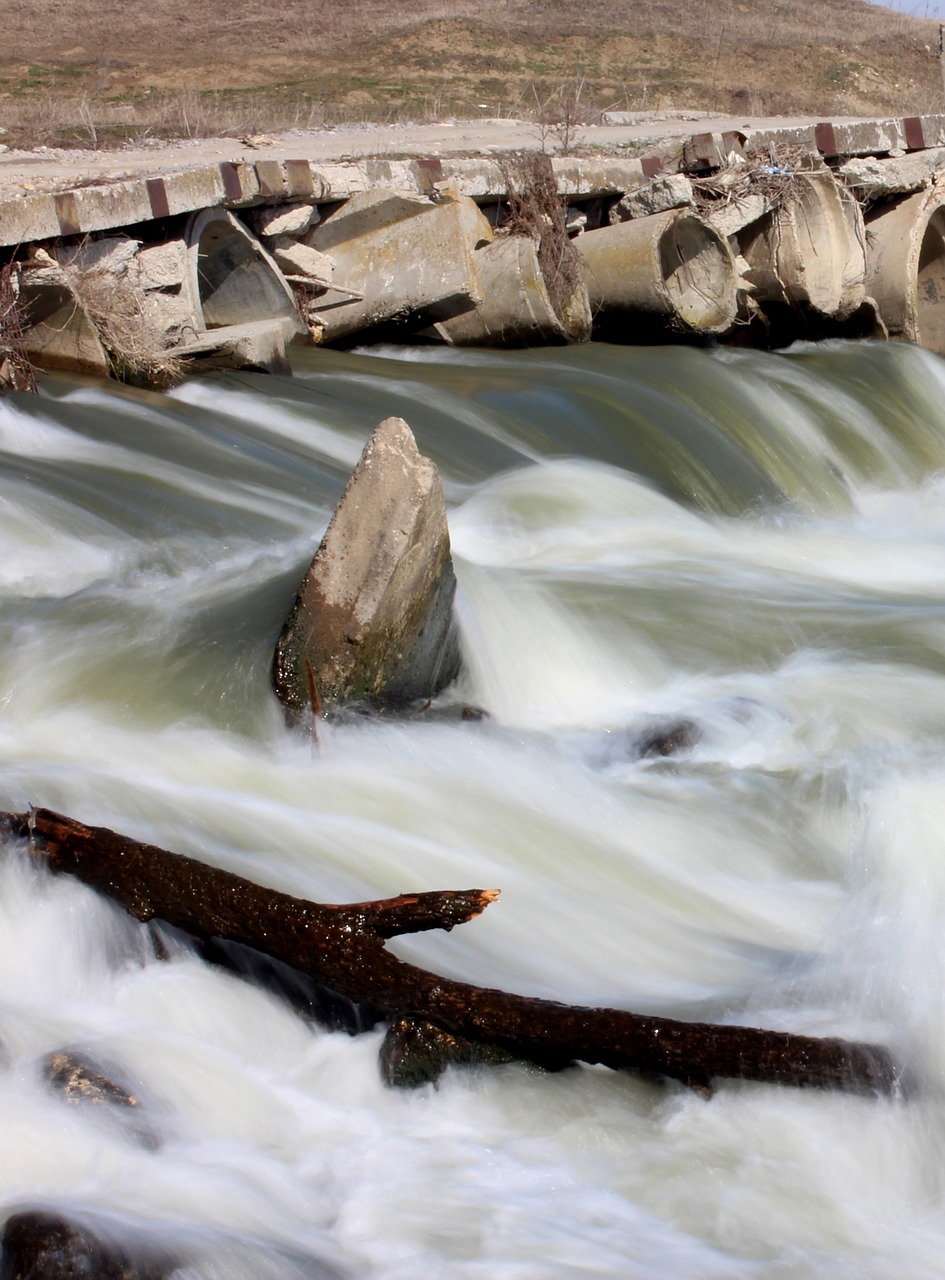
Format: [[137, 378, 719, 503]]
[[12, 808, 902, 1096]]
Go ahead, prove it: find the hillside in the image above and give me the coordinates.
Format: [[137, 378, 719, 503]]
[[0, 0, 943, 147]]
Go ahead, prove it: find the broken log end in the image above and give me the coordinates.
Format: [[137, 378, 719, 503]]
[[355, 887, 501, 938]]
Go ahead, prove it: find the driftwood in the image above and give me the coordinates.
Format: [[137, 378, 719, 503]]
[[5, 807, 902, 1096]]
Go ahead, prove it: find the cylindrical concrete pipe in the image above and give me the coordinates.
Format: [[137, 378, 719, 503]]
[[576, 209, 738, 338], [740, 172, 865, 318], [183, 208, 299, 330], [863, 185, 945, 352], [435, 235, 587, 346]]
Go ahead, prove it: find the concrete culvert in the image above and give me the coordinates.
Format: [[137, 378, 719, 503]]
[[576, 209, 737, 338], [865, 187, 945, 354], [433, 236, 575, 346], [741, 172, 864, 319], [184, 208, 298, 330]]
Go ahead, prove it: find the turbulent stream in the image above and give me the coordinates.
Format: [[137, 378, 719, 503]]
[[1, 338, 945, 1276]]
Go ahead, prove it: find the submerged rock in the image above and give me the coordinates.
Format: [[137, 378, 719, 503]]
[[380, 1017, 516, 1088], [273, 417, 461, 720], [42, 1050, 158, 1149], [633, 717, 702, 759], [43, 1051, 140, 1111], [0, 1211, 170, 1280]]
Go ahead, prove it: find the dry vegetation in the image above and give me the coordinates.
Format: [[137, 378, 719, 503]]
[[0, 0, 943, 147]]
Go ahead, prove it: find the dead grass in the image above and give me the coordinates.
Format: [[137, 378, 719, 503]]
[[500, 152, 586, 330], [0, 0, 943, 148], [53, 255, 184, 387], [0, 264, 37, 393]]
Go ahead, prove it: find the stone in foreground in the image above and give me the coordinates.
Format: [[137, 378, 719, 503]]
[[274, 417, 461, 719]]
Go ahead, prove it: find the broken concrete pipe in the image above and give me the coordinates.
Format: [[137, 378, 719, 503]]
[[302, 190, 493, 344], [864, 185, 945, 354], [273, 417, 461, 720], [740, 171, 867, 319], [432, 234, 589, 347], [18, 274, 111, 378], [575, 209, 738, 339], [183, 208, 298, 330], [177, 209, 303, 372]]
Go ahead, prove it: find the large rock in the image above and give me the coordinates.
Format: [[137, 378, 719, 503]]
[[273, 417, 461, 719], [0, 1212, 169, 1280]]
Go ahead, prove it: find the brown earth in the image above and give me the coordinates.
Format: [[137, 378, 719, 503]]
[[0, 0, 943, 149]]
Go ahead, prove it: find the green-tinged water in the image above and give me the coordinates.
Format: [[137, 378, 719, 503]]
[[0, 338, 944, 1277]]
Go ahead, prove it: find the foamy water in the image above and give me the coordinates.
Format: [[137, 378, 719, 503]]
[[0, 341, 944, 1276]]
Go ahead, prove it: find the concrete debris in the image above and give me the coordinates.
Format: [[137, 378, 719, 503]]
[[740, 171, 866, 318], [839, 148, 945, 197], [271, 237, 334, 283], [183, 207, 300, 332], [173, 317, 299, 374], [304, 190, 491, 342], [864, 185, 945, 351], [135, 240, 188, 291], [609, 174, 694, 221], [433, 234, 575, 346], [18, 269, 111, 377], [273, 416, 461, 719], [577, 209, 738, 337], [249, 200, 320, 238]]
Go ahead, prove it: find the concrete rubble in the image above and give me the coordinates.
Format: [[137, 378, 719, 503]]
[[273, 416, 461, 719], [8, 113, 945, 378], [302, 189, 492, 342], [609, 174, 693, 221]]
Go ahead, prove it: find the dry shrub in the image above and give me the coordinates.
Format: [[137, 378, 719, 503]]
[[57, 255, 185, 388], [0, 264, 38, 394], [500, 152, 586, 333]]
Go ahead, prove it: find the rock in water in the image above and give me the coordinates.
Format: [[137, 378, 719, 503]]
[[273, 417, 461, 719], [0, 1212, 169, 1280]]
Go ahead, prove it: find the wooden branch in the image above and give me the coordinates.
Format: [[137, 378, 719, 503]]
[[11, 807, 903, 1096]]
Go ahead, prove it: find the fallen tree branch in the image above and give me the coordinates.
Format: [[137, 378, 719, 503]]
[[7, 808, 903, 1096]]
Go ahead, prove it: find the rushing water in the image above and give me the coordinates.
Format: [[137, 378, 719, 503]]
[[2, 337, 945, 1276]]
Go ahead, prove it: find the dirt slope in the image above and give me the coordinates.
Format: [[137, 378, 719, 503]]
[[0, 0, 942, 146]]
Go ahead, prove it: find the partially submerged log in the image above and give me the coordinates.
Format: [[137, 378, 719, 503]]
[[9, 807, 902, 1097]]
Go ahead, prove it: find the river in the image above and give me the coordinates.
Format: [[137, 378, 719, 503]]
[[0, 337, 944, 1277]]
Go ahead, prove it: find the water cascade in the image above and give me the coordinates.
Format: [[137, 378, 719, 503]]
[[2, 338, 945, 1276]]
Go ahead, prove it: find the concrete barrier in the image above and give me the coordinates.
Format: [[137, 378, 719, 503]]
[[576, 210, 738, 338], [864, 186, 945, 352], [740, 171, 865, 318]]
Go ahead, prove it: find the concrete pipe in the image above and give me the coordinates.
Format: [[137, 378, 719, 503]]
[[184, 208, 299, 331], [435, 235, 587, 346], [864, 186, 945, 353], [741, 172, 865, 318], [576, 210, 738, 338]]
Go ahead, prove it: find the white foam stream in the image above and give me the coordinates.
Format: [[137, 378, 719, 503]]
[[0, 343, 944, 1276]]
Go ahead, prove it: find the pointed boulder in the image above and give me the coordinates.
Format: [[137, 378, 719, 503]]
[[274, 417, 461, 719]]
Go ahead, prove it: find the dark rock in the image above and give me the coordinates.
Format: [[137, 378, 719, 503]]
[[42, 1051, 158, 1150], [633, 718, 702, 759], [43, 1052, 139, 1111], [273, 417, 461, 720], [0, 1212, 170, 1280], [379, 1017, 517, 1088]]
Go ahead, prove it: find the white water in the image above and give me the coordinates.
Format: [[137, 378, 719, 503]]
[[1, 341, 945, 1276]]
